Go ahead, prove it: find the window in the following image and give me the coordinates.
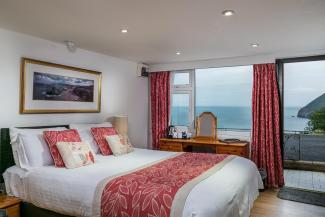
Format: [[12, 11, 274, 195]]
[[280, 58, 325, 163], [283, 60, 325, 132], [173, 73, 190, 86], [278, 56, 325, 193], [169, 67, 253, 129], [171, 93, 191, 126], [170, 70, 194, 126], [195, 66, 253, 129]]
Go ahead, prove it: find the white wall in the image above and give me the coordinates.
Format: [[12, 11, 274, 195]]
[[0, 28, 148, 148], [149, 49, 325, 72]]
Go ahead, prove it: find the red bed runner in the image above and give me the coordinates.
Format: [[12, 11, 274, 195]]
[[100, 153, 230, 217]]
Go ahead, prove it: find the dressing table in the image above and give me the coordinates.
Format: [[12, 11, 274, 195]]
[[160, 112, 249, 158], [159, 138, 249, 158]]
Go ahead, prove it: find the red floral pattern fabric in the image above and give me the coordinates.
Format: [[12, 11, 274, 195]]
[[100, 153, 229, 217], [43, 129, 82, 167], [91, 127, 117, 155], [251, 63, 284, 188], [150, 71, 170, 150]]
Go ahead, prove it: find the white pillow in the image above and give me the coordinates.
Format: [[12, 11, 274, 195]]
[[9, 127, 67, 169], [56, 142, 95, 169], [18, 133, 54, 167], [69, 122, 112, 154]]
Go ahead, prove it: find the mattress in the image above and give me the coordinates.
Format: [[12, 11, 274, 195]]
[[3, 148, 263, 217]]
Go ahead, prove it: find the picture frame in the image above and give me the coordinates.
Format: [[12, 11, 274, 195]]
[[20, 58, 102, 114]]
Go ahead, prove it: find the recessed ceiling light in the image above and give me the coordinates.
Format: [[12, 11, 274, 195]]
[[176, 52, 181, 55], [222, 10, 235, 16], [121, 29, 128, 33], [251, 43, 259, 48]]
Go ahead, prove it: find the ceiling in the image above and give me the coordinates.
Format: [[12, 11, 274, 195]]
[[0, 0, 325, 65]]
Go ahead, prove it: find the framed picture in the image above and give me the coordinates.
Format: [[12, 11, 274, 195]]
[[20, 58, 102, 114]]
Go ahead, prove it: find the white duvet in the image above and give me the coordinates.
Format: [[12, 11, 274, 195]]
[[4, 148, 263, 217]]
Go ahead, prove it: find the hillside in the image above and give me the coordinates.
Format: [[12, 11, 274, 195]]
[[298, 93, 325, 118]]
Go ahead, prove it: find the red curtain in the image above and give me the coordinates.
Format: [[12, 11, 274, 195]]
[[150, 71, 170, 150], [251, 63, 284, 188]]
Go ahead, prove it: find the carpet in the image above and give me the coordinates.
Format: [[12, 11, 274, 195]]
[[278, 187, 325, 207]]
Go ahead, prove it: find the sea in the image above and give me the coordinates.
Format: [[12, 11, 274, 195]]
[[171, 106, 309, 132]]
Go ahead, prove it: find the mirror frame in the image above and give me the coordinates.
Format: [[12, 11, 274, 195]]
[[195, 112, 217, 140]]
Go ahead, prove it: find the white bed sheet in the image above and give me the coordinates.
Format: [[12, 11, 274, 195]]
[[4, 148, 263, 217], [3, 166, 28, 200]]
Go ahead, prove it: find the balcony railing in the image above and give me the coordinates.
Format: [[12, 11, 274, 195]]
[[284, 131, 325, 162], [217, 128, 251, 142], [218, 129, 325, 162]]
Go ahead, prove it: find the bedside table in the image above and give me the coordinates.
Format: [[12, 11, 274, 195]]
[[0, 195, 21, 217]]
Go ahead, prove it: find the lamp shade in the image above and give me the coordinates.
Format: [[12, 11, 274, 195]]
[[113, 116, 128, 134]]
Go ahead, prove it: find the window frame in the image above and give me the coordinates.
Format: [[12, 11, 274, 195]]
[[170, 66, 255, 129], [171, 69, 193, 89], [276, 54, 325, 160], [170, 70, 195, 127], [194, 65, 253, 130]]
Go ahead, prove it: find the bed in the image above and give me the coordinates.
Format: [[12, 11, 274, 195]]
[[1, 126, 263, 217]]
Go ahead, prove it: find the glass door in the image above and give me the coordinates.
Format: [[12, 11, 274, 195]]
[[281, 57, 325, 193]]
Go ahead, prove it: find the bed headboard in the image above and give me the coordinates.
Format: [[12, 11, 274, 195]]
[[0, 125, 69, 182]]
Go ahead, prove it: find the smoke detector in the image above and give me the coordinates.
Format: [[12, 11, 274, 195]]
[[64, 41, 77, 52]]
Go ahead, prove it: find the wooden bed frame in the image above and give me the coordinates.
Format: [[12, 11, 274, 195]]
[[0, 125, 73, 217]]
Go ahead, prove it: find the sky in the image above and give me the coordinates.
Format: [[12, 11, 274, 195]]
[[34, 72, 94, 86], [195, 65, 253, 107], [284, 60, 325, 107]]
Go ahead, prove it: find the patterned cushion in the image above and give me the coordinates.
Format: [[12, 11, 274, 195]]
[[119, 133, 134, 153], [105, 134, 134, 156], [56, 142, 95, 169], [90, 127, 117, 155], [43, 129, 81, 167]]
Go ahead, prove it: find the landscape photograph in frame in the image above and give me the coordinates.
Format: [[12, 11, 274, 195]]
[[20, 58, 101, 114], [33, 72, 94, 102]]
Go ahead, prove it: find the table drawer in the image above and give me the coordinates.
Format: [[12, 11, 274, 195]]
[[168, 145, 183, 152], [159, 142, 183, 152], [217, 146, 248, 157], [160, 144, 171, 151]]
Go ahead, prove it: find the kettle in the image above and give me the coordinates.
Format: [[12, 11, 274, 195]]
[[167, 125, 175, 138]]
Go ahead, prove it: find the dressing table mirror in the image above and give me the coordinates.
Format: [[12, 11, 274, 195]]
[[195, 112, 217, 140]]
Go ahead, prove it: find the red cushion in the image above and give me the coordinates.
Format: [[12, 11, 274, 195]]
[[43, 129, 81, 167], [91, 127, 117, 155]]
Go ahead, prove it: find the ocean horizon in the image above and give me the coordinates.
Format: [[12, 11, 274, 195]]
[[171, 106, 309, 131]]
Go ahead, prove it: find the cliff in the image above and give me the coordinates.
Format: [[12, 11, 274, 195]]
[[297, 93, 325, 118]]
